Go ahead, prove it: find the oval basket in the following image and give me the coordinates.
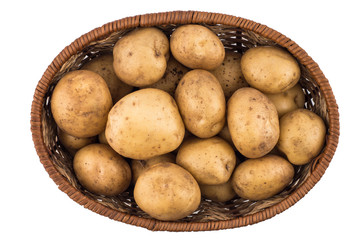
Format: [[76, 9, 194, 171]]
[[30, 11, 340, 231]]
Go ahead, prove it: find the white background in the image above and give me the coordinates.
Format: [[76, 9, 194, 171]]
[[1, 0, 358, 239]]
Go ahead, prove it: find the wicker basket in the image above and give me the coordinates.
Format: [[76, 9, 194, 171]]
[[30, 11, 340, 231]]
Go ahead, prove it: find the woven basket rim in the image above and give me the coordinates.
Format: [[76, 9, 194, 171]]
[[30, 10, 340, 231]]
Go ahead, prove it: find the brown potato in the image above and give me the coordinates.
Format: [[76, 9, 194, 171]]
[[268, 145, 287, 159], [277, 109, 326, 165], [170, 24, 225, 70], [199, 180, 236, 202], [265, 84, 305, 117], [73, 144, 131, 196], [218, 124, 236, 149], [141, 56, 189, 96], [81, 54, 133, 104], [58, 128, 97, 155], [105, 88, 185, 160], [134, 162, 201, 221], [210, 51, 249, 99], [171, 129, 193, 154], [231, 155, 294, 200], [113, 28, 169, 87], [51, 70, 113, 138], [98, 130, 108, 145], [176, 137, 236, 185], [227, 87, 280, 158], [131, 153, 176, 184], [241, 46, 301, 93], [175, 69, 226, 138]]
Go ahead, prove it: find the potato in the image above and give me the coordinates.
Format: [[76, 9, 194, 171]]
[[277, 109, 326, 165], [218, 124, 236, 149], [176, 137, 236, 185], [58, 128, 97, 155], [199, 180, 236, 202], [51, 70, 113, 138], [131, 153, 176, 184], [210, 51, 249, 99], [175, 69, 226, 138], [113, 28, 169, 87], [231, 155, 294, 200], [98, 130, 108, 145], [268, 145, 287, 159], [171, 129, 193, 154], [81, 54, 133, 104], [227, 87, 279, 158], [73, 144, 131, 196], [141, 56, 189, 96], [241, 46, 301, 93], [134, 162, 201, 221], [265, 84, 305, 117], [170, 24, 225, 70], [105, 88, 185, 160]]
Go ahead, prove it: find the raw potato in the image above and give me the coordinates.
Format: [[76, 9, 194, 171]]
[[210, 51, 249, 99], [73, 144, 131, 196], [172, 129, 193, 154], [141, 56, 189, 96], [105, 88, 185, 160], [265, 84, 305, 117], [81, 54, 133, 104], [200, 180, 236, 202], [227, 87, 279, 158], [58, 128, 97, 155], [51, 70, 113, 138], [131, 153, 176, 184], [170, 24, 225, 70], [268, 145, 287, 159], [98, 130, 108, 145], [218, 124, 236, 149], [175, 69, 226, 138], [113, 27, 169, 87], [241, 46, 301, 93], [176, 137, 236, 185], [134, 162, 201, 221], [231, 155, 294, 200], [277, 109, 326, 165]]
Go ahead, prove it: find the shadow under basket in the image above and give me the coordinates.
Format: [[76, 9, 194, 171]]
[[30, 11, 340, 231]]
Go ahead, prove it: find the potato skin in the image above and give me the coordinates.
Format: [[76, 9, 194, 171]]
[[241, 46, 300, 93], [51, 70, 113, 138], [105, 88, 185, 160], [113, 28, 169, 87], [175, 69, 226, 138], [218, 124, 236, 149], [131, 153, 176, 184], [73, 144, 131, 196], [265, 84, 305, 117], [170, 24, 225, 70], [98, 130, 108, 145], [277, 109, 326, 165], [81, 54, 133, 104], [141, 56, 189, 96], [134, 162, 201, 221], [200, 180, 236, 202], [210, 51, 249, 99], [58, 128, 97, 155], [227, 87, 280, 158], [176, 137, 236, 185], [231, 155, 294, 200]]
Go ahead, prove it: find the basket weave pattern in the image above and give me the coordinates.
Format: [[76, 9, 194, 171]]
[[31, 11, 339, 231]]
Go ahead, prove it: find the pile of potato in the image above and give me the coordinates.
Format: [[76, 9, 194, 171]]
[[51, 24, 326, 221]]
